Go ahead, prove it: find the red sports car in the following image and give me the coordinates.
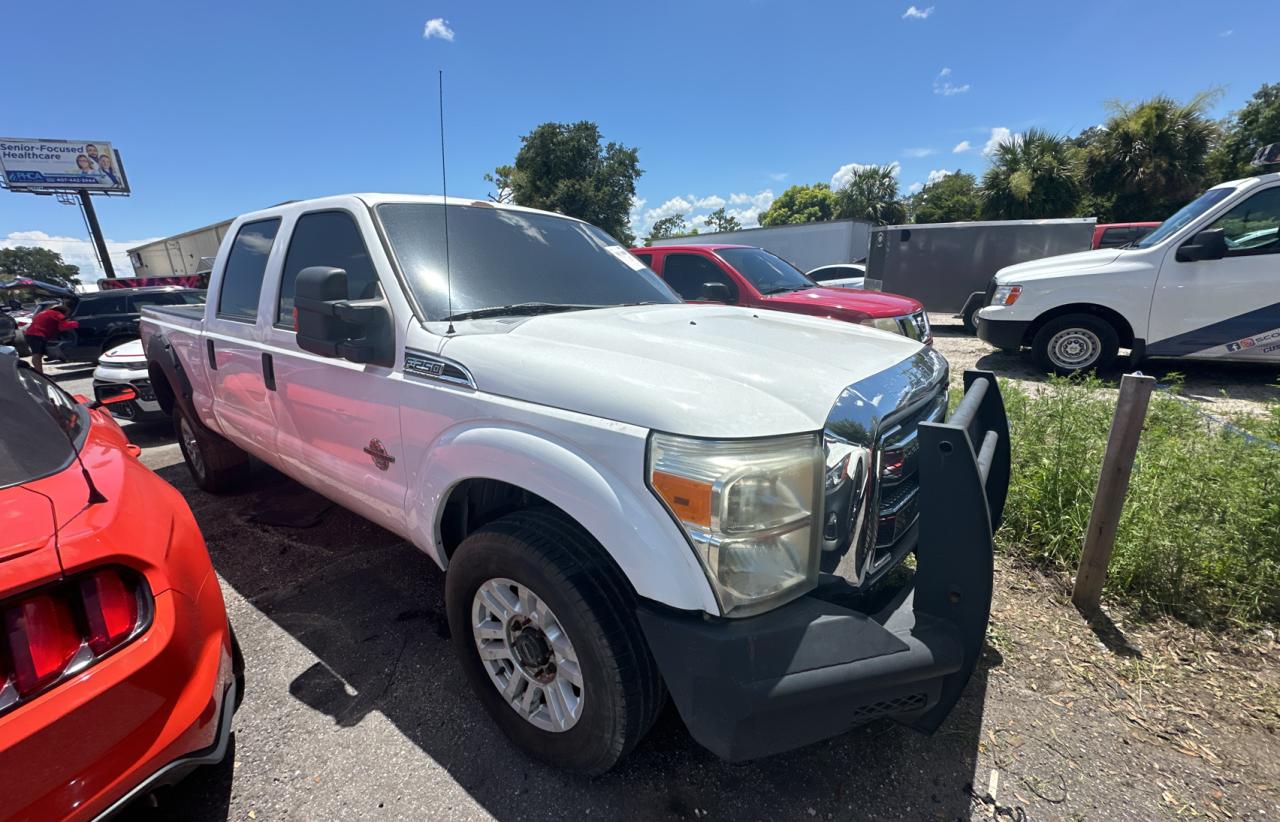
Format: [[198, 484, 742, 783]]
[[0, 352, 241, 819]]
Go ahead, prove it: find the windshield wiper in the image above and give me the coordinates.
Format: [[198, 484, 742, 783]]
[[442, 302, 603, 322], [760, 285, 809, 295]]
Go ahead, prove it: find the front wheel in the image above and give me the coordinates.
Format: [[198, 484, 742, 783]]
[[445, 509, 664, 774], [1032, 314, 1119, 376]]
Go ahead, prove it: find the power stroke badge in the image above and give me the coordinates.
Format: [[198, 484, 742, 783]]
[[363, 438, 396, 471]]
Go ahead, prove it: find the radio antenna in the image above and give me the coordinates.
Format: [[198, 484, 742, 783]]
[[438, 69, 455, 335]]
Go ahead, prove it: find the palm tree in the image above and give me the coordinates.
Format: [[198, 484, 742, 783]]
[[834, 165, 908, 225], [980, 128, 1081, 220], [1081, 92, 1220, 221]]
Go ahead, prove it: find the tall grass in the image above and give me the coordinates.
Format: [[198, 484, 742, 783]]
[[997, 376, 1280, 625]]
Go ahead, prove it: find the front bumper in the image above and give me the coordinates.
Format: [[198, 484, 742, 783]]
[[93, 370, 164, 422], [976, 315, 1030, 350], [638, 370, 1009, 762]]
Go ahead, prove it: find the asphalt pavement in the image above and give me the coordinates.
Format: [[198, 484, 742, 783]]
[[49, 361, 990, 822]]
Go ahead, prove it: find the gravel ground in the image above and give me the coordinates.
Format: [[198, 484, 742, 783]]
[[39, 350, 1278, 821]]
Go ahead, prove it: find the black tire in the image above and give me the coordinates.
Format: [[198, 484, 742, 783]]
[[445, 509, 664, 775], [230, 624, 246, 711], [173, 404, 250, 493], [1032, 313, 1119, 376], [961, 302, 981, 335]]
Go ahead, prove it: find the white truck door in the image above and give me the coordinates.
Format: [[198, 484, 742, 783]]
[[1148, 184, 1280, 362], [206, 218, 285, 458], [261, 207, 410, 536]]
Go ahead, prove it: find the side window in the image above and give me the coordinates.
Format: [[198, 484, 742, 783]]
[[661, 254, 738, 302], [276, 211, 379, 326], [128, 291, 185, 310], [75, 294, 126, 317], [809, 267, 838, 282], [217, 219, 281, 322], [1208, 188, 1280, 256], [631, 251, 654, 268], [1098, 228, 1132, 248]]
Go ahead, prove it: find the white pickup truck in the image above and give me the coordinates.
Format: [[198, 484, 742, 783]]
[[978, 157, 1280, 374], [141, 194, 1009, 773]]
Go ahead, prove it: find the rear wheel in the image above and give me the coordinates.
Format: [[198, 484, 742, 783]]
[[1032, 314, 1119, 376], [174, 405, 250, 492], [445, 509, 664, 775]]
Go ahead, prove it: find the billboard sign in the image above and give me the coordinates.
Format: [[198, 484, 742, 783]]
[[0, 138, 129, 193]]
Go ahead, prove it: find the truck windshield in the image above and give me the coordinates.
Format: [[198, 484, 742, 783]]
[[376, 203, 680, 321], [715, 247, 815, 294], [1135, 187, 1234, 248]]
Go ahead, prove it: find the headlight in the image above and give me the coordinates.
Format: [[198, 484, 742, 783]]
[[859, 317, 903, 335], [990, 284, 1022, 306], [648, 432, 823, 616]]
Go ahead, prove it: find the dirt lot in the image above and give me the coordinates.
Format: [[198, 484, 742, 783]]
[[43, 341, 1278, 820]]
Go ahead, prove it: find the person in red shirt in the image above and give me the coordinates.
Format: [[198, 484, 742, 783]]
[[24, 302, 79, 374]]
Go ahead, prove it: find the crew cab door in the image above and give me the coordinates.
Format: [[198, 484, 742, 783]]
[[659, 252, 742, 304], [1149, 184, 1280, 361], [206, 218, 284, 458], [260, 206, 409, 535]]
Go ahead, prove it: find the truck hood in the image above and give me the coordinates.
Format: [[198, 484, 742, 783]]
[[995, 248, 1126, 283], [760, 286, 921, 320], [439, 304, 928, 438]]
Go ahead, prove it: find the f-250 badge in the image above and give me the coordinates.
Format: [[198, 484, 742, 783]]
[[363, 438, 396, 471]]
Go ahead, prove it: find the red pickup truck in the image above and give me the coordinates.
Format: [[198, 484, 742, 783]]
[[630, 244, 931, 342]]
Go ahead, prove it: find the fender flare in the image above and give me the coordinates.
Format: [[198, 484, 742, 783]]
[[145, 333, 195, 419], [406, 421, 720, 614]]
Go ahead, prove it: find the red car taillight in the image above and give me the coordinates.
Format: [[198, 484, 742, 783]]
[[0, 568, 152, 710], [5, 594, 81, 695]]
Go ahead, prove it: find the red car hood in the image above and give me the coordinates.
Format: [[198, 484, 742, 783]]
[[760, 286, 921, 320]]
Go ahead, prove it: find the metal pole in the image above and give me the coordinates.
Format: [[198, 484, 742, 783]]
[[78, 189, 116, 278]]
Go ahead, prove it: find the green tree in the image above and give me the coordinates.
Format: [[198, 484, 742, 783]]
[[833, 165, 907, 225], [0, 246, 81, 288], [1210, 83, 1280, 180], [758, 183, 838, 226], [495, 121, 642, 244], [981, 128, 1081, 220], [704, 207, 741, 233], [483, 164, 514, 203], [645, 214, 698, 245], [912, 171, 980, 223], [1080, 93, 1219, 221]]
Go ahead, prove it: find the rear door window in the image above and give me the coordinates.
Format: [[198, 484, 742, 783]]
[[662, 253, 738, 302], [217, 219, 281, 322], [75, 294, 127, 317], [276, 211, 379, 326], [631, 251, 654, 268]]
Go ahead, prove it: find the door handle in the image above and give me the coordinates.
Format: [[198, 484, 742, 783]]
[[262, 352, 276, 391], [206, 339, 217, 370]]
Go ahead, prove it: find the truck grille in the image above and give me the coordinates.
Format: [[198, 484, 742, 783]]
[[896, 311, 931, 341]]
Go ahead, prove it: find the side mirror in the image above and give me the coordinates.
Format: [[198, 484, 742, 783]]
[[294, 266, 395, 367], [1176, 228, 1228, 263], [700, 282, 732, 303], [90, 383, 137, 408]]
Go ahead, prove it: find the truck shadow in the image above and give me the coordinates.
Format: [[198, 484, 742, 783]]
[[148, 465, 991, 822]]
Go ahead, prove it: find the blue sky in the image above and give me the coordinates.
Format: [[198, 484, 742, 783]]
[[0, 0, 1270, 278]]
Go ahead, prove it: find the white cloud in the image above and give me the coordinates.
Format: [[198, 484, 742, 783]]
[[2, 230, 162, 281], [831, 161, 900, 190], [926, 169, 955, 185], [903, 147, 937, 158], [423, 18, 455, 41], [982, 126, 1020, 156], [634, 189, 775, 237], [902, 5, 934, 19], [768, 172, 790, 182], [953, 140, 972, 153], [933, 67, 970, 96], [907, 182, 924, 194], [1219, 29, 1233, 37]]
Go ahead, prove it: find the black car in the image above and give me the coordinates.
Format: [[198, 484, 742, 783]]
[[48, 287, 206, 362]]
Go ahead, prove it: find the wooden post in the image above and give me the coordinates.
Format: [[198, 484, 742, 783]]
[[1072, 373, 1156, 615]]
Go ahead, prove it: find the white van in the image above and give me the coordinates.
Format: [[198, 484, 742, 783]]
[[977, 157, 1280, 375]]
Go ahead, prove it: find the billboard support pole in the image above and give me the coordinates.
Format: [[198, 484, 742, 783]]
[[78, 189, 115, 278]]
